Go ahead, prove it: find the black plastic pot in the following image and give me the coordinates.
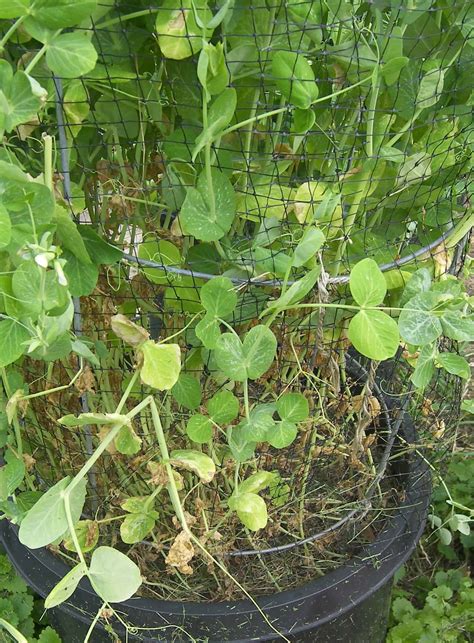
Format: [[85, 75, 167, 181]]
[[0, 409, 430, 643]]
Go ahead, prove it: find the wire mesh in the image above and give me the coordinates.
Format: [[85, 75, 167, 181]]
[[2, 0, 472, 600]]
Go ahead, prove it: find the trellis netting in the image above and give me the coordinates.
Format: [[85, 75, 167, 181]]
[[1, 0, 472, 599]]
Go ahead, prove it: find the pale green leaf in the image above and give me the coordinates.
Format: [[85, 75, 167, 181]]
[[19, 477, 87, 548], [44, 563, 86, 609], [89, 546, 142, 603], [399, 293, 443, 345], [271, 51, 318, 109], [436, 353, 471, 379], [228, 492, 268, 531], [441, 312, 474, 342], [350, 258, 387, 307], [180, 168, 236, 241], [348, 309, 399, 360], [120, 512, 157, 544], [410, 343, 437, 389], [200, 276, 237, 317], [137, 239, 181, 286], [239, 471, 278, 495], [46, 32, 98, 78], [0, 319, 30, 368], [115, 424, 142, 455], [195, 314, 221, 349], [140, 341, 181, 390], [292, 227, 325, 267], [267, 267, 320, 311], [243, 325, 278, 380]]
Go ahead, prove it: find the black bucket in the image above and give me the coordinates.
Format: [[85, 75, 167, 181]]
[[0, 410, 430, 643]]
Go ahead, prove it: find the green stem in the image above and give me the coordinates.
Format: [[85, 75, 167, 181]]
[[0, 14, 28, 50], [43, 134, 53, 191], [219, 74, 373, 142], [24, 40, 53, 74], [95, 8, 159, 29]]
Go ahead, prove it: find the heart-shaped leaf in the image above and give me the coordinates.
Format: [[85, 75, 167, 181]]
[[267, 420, 298, 449], [89, 546, 142, 603], [215, 325, 277, 382], [180, 168, 236, 241]]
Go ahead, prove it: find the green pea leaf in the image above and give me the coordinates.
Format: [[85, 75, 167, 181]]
[[197, 42, 229, 96], [441, 312, 474, 342], [62, 520, 99, 553], [156, 0, 212, 60], [63, 252, 99, 297], [0, 452, 25, 501], [193, 88, 237, 157], [139, 341, 181, 390], [46, 32, 98, 78], [78, 227, 123, 265], [276, 393, 309, 422], [215, 325, 277, 381], [0, 0, 29, 19], [54, 207, 91, 264], [207, 390, 240, 425], [348, 310, 399, 360], [115, 424, 142, 455], [228, 492, 268, 531], [267, 267, 320, 311], [120, 511, 158, 544], [292, 227, 325, 267], [239, 410, 276, 443], [180, 167, 236, 242], [19, 477, 87, 549], [137, 239, 181, 286], [0, 204, 11, 250], [436, 353, 471, 379], [0, 319, 30, 368], [89, 546, 142, 603], [186, 413, 213, 443], [267, 420, 298, 449], [0, 61, 43, 135], [400, 268, 432, 307], [410, 343, 437, 389], [381, 56, 409, 85], [172, 373, 202, 410], [350, 258, 387, 307], [239, 471, 278, 495], [227, 427, 256, 462], [417, 67, 445, 109], [24, 0, 97, 29], [271, 50, 318, 109], [196, 314, 222, 349], [200, 276, 237, 317], [399, 293, 443, 345], [170, 449, 216, 483], [44, 563, 87, 609]]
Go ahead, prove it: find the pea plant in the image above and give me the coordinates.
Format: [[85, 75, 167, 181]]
[[0, 0, 473, 631]]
